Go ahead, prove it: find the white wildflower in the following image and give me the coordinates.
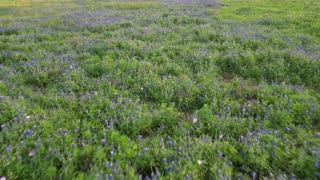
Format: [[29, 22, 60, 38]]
[[192, 115, 197, 123]]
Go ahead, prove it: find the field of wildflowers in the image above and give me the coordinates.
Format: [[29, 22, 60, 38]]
[[1, 0, 320, 179]]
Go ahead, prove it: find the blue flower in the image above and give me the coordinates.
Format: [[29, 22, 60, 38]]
[[269, 172, 274, 178], [143, 148, 149, 153], [24, 129, 34, 136], [284, 127, 290, 133], [101, 139, 106, 145], [252, 172, 257, 180]]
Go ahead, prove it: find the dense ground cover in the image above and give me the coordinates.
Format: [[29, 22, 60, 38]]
[[0, 0, 320, 179]]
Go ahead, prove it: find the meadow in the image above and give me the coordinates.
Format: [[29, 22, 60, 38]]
[[0, 0, 320, 179]]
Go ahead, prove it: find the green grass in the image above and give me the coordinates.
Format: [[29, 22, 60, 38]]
[[0, 0, 320, 179], [215, 0, 320, 38]]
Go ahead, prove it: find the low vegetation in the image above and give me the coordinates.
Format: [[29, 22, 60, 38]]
[[1, 0, 320, 179]]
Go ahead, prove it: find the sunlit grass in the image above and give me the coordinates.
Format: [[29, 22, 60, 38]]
[[0, 0, 163, 18], [0, 0, 75, 7], [216, 0, 319, 20], [214, 0, 320, 38]]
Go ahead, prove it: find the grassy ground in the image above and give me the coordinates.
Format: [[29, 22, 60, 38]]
[[216, 0, 320, 39], [1, 0, 320, 179]]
